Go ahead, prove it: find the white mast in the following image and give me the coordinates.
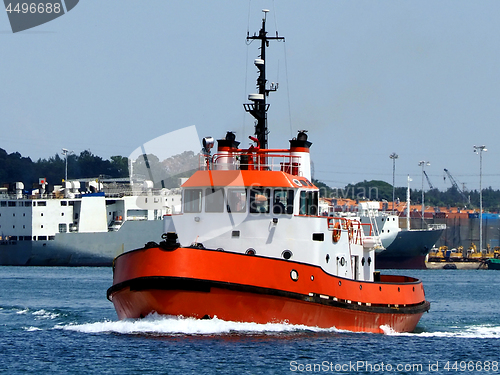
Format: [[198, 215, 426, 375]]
[[418, 160, 430, 228], [474, 145, 487, 252], [406, 175, 412, 231], [389, 152, 398, 214]]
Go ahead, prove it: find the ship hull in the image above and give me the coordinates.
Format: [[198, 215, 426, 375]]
[[0, 220, 163, 266], [486, 259, 500, 270], [108, 246, 430, 333], [425, 260, 487, 270], [376, 229, 444, 269]]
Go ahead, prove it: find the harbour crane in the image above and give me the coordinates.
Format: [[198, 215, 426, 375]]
[[423, 170, 434, 189], [443, 168, 469, 204]]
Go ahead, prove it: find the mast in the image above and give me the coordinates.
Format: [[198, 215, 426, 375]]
[[244, 9, 284, 150], [407, 175, 411, 231]]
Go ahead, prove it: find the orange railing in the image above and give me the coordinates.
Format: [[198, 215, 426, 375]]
[[327, 217, 375, 246]]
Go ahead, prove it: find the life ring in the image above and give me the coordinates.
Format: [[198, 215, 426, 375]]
[[332, 222, 341, 242]]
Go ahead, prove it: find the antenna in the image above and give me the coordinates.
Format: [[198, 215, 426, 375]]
[[243, 9, 285, 151]]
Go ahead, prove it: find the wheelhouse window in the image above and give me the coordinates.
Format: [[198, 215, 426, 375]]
[[299, 190, 318, 216], [273, 189, 294, 215], [205, 188, 225, 213], [227, 189, 247, 213], [250, 188, 270, 214], [184, 189, 202, 213]]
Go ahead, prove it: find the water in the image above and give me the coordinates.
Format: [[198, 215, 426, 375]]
[[1, 268, 499, 374]]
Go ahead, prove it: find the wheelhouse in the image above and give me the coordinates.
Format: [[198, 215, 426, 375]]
[[182, 184, 317, 217]]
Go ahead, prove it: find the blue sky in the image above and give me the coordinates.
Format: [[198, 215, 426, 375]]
[[1, 1, 499, 192]]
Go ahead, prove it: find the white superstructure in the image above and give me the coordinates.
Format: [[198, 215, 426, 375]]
[[324, 200, 399, 250], [0, 179, 181, 265]]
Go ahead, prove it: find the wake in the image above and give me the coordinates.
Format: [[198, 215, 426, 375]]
[[55, 313, 345, 336], [381, 324, 500, 339]]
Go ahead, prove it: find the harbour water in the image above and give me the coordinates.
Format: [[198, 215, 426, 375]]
[[1, 267, 499, 374]]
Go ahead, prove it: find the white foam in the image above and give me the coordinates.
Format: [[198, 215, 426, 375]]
[[24, 326, 42, 332], [56, 313, 343, 335], [380, 325, 398, 335], [381, 324, 500, 339], [16, 308, 29, 315], [32, 309, 60, 320]]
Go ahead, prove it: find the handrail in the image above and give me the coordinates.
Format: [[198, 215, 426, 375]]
[[200, 152, 302, 173], [0, 188, 175, 201], [327, 216, 366, 245]]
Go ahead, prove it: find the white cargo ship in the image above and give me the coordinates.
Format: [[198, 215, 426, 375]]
[[0, 179, 180, 266]]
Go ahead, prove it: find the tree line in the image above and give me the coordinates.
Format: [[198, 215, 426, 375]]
[[0, 148, 197, 190], [2, 148, 499, 211], [314, 179, 500, 213], [0, 148, 128, 188]]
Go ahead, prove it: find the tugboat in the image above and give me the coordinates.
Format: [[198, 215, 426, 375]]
[[107, 10, 430, 333]]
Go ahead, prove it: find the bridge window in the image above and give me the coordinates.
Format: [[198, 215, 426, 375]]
[[205, 188, 225, 213], [250, 188, 270, 214], [299, 191, 318, 216], [273, 189, 294, 214], [184, 189, 202, 213], [227, 189, 247, 213]]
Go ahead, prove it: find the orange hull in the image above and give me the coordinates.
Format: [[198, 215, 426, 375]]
[[108, 247, 430, 333]]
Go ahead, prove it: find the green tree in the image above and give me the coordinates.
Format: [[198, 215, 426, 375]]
[[110, 156, 129, 178]]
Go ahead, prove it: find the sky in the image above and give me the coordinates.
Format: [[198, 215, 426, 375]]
[[1, 0, 499, 193]]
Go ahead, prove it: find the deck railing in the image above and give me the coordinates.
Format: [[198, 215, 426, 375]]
[[199, 152, 302, 175], [0, 188, 177, 201]]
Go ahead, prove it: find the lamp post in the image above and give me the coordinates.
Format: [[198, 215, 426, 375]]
[[389, 153, 398, 214], [406, 175, 412, 230], [474, 145, 487, 252], [418, 160, 430, 227], [61, 148, 73, 182]]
